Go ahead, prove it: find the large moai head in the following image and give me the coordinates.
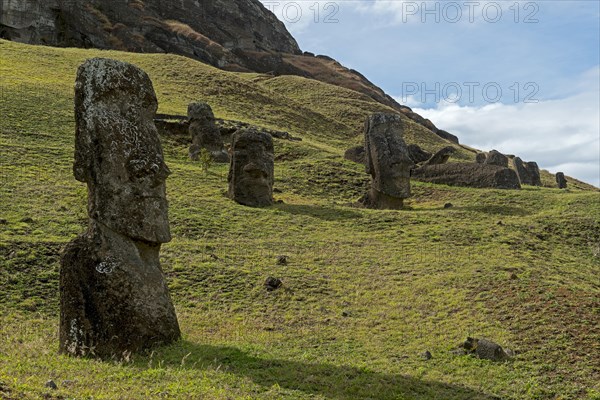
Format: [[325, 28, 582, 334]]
[[73, 58, 170, 244], [228, 128, 274, 207], [525, 161, 542, 186], [485, 150, 509, 168], [556, 172, 568, 189], [188, 102, 229, 163], [364, 113, 414, 200]]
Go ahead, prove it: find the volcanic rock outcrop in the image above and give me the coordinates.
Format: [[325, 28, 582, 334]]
[[412, 163, 521, 190], [228, 128, 274, 207], [60, 58, 180, 358], [188, 102, 229, 163], [360, 113, 414, 209]]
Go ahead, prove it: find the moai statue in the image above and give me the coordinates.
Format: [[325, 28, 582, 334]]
[[60, 58, 180, 358], [556, 172, 568, 189], [228, 128, 274, 207], [525, 161, 542, 186], [484, 150, 509, 168], [513, 157, 531, 185], [424, 146, 456, 166], [361, 113, 414, 209], [188, 102, 229, 163]]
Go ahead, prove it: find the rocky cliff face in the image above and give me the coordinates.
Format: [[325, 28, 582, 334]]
[[1, 0, 300, 62], [0, 0, 458, 143]]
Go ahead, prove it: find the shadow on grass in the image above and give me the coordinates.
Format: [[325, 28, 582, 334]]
[[133, 341, 499, 400], [454, 205, 531, 216], [274, 203, 362, 221]]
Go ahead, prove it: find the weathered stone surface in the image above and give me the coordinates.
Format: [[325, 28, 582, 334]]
[[0, 0, 300, 55], [512, 157, 529, 184], [344, 146, 366, 164], [556, 172, 568, 189], [228, 128, 274, 207], [60, 58, 180, 358], [475, 153, 487, 164], [424, 146, 456, 166], [407, 144, 432, 164], [511, 157, 542, 186], [525, 161, 542, 186], [188, 102, 228, 163], [462, 337, 511, 361], [361, 113, 414, 209], [412, 163, 521, 190], [484, 150, 509, 168]]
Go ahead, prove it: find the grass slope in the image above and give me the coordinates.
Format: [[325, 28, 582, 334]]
[[0, 40, 599, 400]]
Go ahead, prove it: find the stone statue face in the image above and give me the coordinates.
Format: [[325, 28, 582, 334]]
[[365, 113, 413, 199], [74, 58, 171, 244], [228, 129, 274, 207]]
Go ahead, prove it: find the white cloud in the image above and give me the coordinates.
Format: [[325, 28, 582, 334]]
[[411, 67, 600, 187]]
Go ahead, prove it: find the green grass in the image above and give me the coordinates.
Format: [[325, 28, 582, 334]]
[[1, 39, 599, 400]]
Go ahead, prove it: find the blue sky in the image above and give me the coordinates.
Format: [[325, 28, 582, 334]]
[[261, 0, 600, 187]]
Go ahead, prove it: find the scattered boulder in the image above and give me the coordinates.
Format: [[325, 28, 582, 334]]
[[424, 146, 456, 166], [412, 163, 521, 189], [228, 128, 275, 207], [360, 113, 414, 209], [344, 146, 366, 164], [44, 380, 58, 390], [444, 203, 454, 209], [20, 217, 34, 223], [60, 58, 181, 358], [420, 350, 432, 360], [462, 337, 511, 361], [525, 162, 542, 186], [556, 172, 568, 189], [188, 102, 229, 163], [0, 219, 7, 225], [276, 255, 288, 265], [264, 277, 283, 291], [475, 153, 487, 164], [484, 150, 509, 168], [407, 144, 432, 164]]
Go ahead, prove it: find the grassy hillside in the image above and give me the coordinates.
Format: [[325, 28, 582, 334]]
[[0, 40, 599, 400]]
